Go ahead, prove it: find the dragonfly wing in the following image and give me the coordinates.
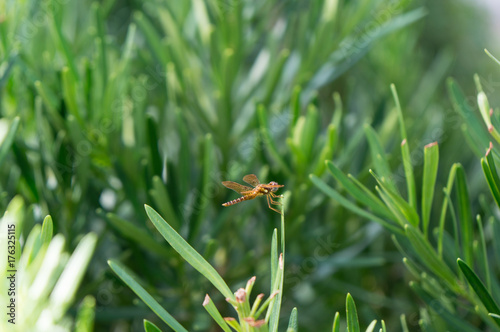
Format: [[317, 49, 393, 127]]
[[242, 174, 261, 187], [222, 181, 254, 194]]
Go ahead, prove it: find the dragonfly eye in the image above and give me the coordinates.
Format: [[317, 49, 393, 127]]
[[269, 181, 279, 192]]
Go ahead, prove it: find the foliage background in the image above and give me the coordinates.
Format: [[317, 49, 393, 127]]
[[1, 0, 500, 331]]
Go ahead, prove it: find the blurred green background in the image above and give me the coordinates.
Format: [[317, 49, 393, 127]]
[[1, 0, 500, 331]]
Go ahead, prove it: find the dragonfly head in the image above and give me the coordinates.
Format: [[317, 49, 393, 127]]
[[269, 181, 280, 192]]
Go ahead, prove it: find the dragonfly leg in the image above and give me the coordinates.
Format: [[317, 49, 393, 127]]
[[270, 192, 284, 199], [270, 198, 282, 205], [267, 195, 282, 214], [269, 192, 282, 205]]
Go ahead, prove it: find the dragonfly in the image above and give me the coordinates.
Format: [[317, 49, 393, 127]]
[[222, 174, 284, 214]]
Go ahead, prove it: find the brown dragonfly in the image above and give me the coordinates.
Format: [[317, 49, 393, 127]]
[[222, 174, 284, 214]]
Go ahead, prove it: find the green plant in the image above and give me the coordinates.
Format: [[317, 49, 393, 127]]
[[0, 197, 97, 331], [110, 204, 400, 331], [109, 204, 285, 331], [311, 84, 500, 330], [1, 0, 495, 330]]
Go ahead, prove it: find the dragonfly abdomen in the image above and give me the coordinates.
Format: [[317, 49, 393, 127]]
[[222, 195, 255, 207]]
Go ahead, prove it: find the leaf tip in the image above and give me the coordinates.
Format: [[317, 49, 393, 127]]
[[486, 142, 493, 156], [424, 142, 438, 149], [247, 276, 256, 288], [203, 294, 210, 306]]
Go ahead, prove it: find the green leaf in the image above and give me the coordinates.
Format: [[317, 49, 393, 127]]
[[482, 157, 500, 208], [482, 146, 500, 208], [456, 165, 473, 265], [0, 116, 20, 168], [202, 295, 232, 332], [485, 145, 500, 193], [366, 320, 377, 332], [410, 282, 480, 332], [290, 86, 301, 128], [491, 217, 500, 274], [364, 124, 397, 192], [313, 124, 337, 176], [269, 213, 286, 331], [75, 296, 96, 332], [144, 205, 235, 301], [312, 92, 343, 173], [477, 90, 500, 143], [40, 215, 53, 245], [50, 233, 97, 320], [375, 186, 408, 227], [108, 259, 188, 332], [485, 49, 500, 66], [53, 13, 80, 82], [144, 319, 162, 332], [174, 109, 191, 203], [457, 258, 500, 324], [269, 212, 285, 329], [400, 314, 409, 332], [281, 204, 285, 256], [34, 81, 64, 130], [287, 134, 307, 172], [155, 6, 186, 68], [270, 228, 278, 291], [326, 161, 393, 219], [400, 139, 417, 209], [402, 257, 422, 281], [421, 142, 439, 235], [191, 133, 216, 238], [12, 143, 39, 201], [437, 163, 458, 257], [268, 253, 284, 331], [332, 312, 340, 332], [391, 84, 416, 209], [346, 293, 360, 332], [134, 11, 169, 65], [489, 313, 500, 325], [19, 224, 40, 269], [286, 307, 298, 332], [381, 320, 387, 332], [447, 79, 490, 150], [62, 67, 83, 126], [192, 0, 211, 45], [224, 318, 242, 332], [310, 174, 403, 234], [371, 170, 419, 227], [404, 225, 458, 291], [92, 2, 108, 89], [300, 104, 319, 162], [475, 215, 491, 291]]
